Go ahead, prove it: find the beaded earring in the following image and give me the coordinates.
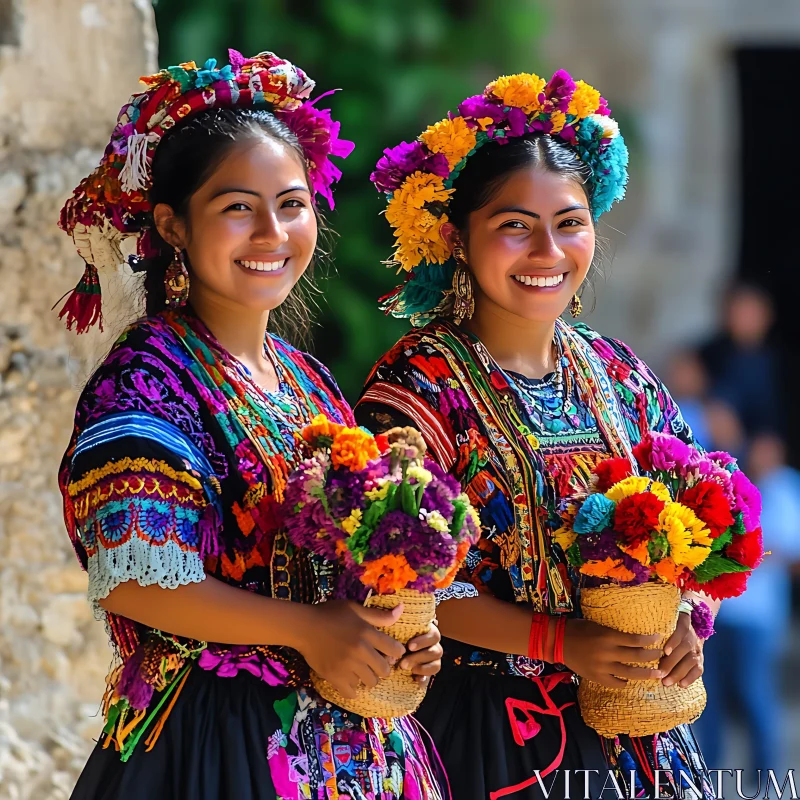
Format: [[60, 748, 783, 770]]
[[165, 248, 190, 308]]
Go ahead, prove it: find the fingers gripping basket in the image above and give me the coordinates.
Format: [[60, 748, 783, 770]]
[[311, 589, 435, 718], [577, 583, 706, 737]]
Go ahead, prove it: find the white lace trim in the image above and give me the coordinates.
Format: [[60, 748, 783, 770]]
[[87, 538, 206, 620], [434, 581, 479, 606]]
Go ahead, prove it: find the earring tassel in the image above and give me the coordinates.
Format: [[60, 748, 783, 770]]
[[53, 262, 104, 333]]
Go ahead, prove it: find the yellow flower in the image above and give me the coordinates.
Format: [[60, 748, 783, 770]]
[[468, 506, 482, 533], [605, 477, 671, 504], [341, 508, 363, 535], [659, 503, 711, 568], [568, 80, 602, 119], [386, 172, 454, 271], [423, 510, 450, 533], [365, 481, 391, 502], [488, 73, 546, 114], [407, 465, 434, 487], [420, 117, 477, 170], [550, 111, 567, 134]]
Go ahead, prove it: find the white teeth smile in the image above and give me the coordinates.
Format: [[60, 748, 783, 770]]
[[512, 273, 565, 288], [237, 259, 286, 272]]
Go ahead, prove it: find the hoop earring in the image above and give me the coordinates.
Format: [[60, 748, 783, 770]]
[[165, 248, 190, 308], [569, 293, 583, 318], [452, 262, 475, 325]]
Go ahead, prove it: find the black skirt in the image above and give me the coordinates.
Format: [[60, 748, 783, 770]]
[[71, 666, 446, 800], [416, 663, 712, 800], [71, 666, 282, 800]]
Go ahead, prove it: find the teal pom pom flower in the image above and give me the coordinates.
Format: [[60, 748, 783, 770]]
[[573, 493, 616, 534]]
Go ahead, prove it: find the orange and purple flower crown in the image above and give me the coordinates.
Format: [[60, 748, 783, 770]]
[[370, 70, 629, 326], [57, 49, 354, 333]]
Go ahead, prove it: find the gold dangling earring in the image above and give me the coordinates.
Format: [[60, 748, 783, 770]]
[[569, 293, 583, 318], [451, 241, 474, 324], [165, 248, 190, 308]]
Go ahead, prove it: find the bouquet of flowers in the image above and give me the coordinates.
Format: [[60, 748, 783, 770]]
[[556, 431, 763, 737], [284, 415, 480, 717]]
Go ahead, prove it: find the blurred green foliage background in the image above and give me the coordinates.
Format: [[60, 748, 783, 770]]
[[154, 0, 546, 402]]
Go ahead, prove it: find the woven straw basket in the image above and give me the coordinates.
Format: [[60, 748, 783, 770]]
[[577, 582, 707, 737], [311, 588, 435, 718]]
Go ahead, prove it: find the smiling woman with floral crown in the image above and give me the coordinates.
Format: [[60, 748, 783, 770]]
[[57, 50, 446, 800], [357, 69, 718, 799]]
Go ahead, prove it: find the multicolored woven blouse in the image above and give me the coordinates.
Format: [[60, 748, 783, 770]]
[[59, 311, 442, 798], [357, 318, 713, 796]]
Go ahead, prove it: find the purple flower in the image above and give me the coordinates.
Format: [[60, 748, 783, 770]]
[[279, 100, 355, 210], [421, 484, 455, 518], [690, 602, 715, 640], [706, 451, 737, 469], [406, 529, 457, 571], [529, 118, 555, 135], [544, 69, 577, 112], [559, 124, 578, 145], [369, 510, 417, 558], [578, 530, 622, 561], [692, 458, 735, 504], [649, 433, 692, 472], [597, 96, 611, 117], [505, 107, 527, 138], [619, 552, 650, 585], [458, 95, 507, 125], [409, 573, 438, 593], [731, 469, 762, 531], [328, 468, 367, 517], [370, 141, 450, 194], [333, 569, 370, 602]]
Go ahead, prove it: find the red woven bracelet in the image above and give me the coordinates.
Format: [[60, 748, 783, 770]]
[[528, 613, 549, 661], [552, 616, 566, 664]]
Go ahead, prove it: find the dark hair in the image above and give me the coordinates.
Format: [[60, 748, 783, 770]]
[[448, 134, 608, 308], [141, 106, 331, 348]]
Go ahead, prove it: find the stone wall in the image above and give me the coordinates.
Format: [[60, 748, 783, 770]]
[[0, 2, 156, 796]]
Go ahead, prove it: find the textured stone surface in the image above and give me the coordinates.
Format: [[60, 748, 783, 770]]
[[0, 2, 156, 796]]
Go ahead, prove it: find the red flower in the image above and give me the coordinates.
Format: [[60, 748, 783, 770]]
[[681, 481, 735, 538], [685, 570, 749, 601], [594, 457, 634, 493], [726, 527, 764, 570], [614, 492, 665, 545], [632, 436, 654, 471], [375, 433, 390, 454]]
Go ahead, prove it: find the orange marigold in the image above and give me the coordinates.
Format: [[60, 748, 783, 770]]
[[360, 554, 418, 594], [301, 414, 343, 446], [420, 117, 478, 170], [330, 427, 380, 472], [488, 73, 546, 114], [579, 557, 636, 583], [654, 557, 686, 584]]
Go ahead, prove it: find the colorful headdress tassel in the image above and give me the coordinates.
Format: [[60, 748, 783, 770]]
[[53, 262, 103, 334]]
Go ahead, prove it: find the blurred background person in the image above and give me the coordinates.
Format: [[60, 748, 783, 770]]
[[699, 283, 784, 438], [666, 348, 713, 447], [695, 432, 800, 775]]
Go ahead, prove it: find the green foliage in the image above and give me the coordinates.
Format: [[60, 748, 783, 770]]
[[693, 552, 750, 584], [154, 0, 545, 401]]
